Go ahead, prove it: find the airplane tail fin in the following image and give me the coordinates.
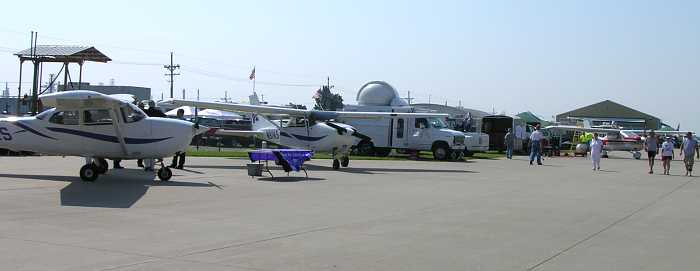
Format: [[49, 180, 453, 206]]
[[250, 113, 278, 131]]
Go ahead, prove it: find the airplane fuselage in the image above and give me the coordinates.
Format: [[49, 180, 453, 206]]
[[0, 109, 197, 159]]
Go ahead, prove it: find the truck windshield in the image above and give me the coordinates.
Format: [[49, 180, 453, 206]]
[[429, 118, 447, 129]]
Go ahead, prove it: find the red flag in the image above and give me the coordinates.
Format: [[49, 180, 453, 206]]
[[249, 67, 256, 80]]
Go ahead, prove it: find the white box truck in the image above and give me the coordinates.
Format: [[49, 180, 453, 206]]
[[339, 113, 467, 161]]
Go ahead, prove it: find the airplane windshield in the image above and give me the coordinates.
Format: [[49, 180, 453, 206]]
[[121, 104, 146, 123], [429, 118, 448, 129], [36, 108, 55, 120]]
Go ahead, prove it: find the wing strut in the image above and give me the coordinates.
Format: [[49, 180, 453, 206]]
[[110, 106, 129, 157]]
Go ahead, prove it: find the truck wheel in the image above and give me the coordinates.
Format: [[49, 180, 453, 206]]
[[373, 148, 391, 157], [432, 144, 449, 161], [341, 157, 349, 167]]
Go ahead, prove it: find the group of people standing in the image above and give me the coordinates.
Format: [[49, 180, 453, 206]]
[[113, 101, 188, 171], [503, 127, 699, 176]]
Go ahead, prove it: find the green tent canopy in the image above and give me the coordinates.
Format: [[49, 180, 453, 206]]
[[516, 111, 551, 127]]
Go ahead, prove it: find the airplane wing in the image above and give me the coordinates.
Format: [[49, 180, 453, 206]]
[[542, 125, 622, 133], [212, 129, 263, 138], [40, 90, 126, 110], [166, 99, 308, 117], [166, 99, 449, 121], [333, 111, 449, 120]]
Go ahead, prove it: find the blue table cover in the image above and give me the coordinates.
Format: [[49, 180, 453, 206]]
[[248, 149, 313, 171]]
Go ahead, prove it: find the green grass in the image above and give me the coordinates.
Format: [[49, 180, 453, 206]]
[[187, 147, 504, 161]]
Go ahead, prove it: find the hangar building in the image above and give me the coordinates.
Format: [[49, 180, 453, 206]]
[[556, 100, 661, 130]]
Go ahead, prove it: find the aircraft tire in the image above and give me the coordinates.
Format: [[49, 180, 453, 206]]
[[95, 158, 109, 174], [79, 164, 99, 182], [341, 157, 349, 167], [157, 167, 173, 181], [332, 159, 340, 170]]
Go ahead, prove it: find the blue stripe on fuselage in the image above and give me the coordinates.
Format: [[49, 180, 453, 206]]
[[13, 122, 56, 140], [280, 131, 326, 142], [46, 127, 172, 144]]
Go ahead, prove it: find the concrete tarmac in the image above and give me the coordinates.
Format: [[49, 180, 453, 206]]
[[0, 155, 698, 270]]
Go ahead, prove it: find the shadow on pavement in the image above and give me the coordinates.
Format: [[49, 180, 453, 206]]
[[187, 164, 477, 175], [0, 169, 215, 208]]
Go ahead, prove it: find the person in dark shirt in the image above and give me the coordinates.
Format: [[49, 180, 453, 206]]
[[170, 108, 187, 169], [145, 101, 166, 118], [137, 101, 165, 171]]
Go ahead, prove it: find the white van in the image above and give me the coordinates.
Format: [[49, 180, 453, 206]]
[[340, 113, 467, 160]]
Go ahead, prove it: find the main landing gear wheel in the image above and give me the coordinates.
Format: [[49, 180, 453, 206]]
[[332, 159, 340, 170], [157, 167, 173, 181], [341, 157, 349, 167], [633, 151, 642, 160], [79, 164, 99, 182], [95, 158, 108, 174]]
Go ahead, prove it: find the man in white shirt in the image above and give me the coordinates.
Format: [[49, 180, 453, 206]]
[[590, 133, 603, 171], [661, 137, 675, 175], [529, 126, 543, 165], [680, 132, 699, 176]]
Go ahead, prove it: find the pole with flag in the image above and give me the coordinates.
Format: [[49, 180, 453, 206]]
[[249, 66, 256, 92]]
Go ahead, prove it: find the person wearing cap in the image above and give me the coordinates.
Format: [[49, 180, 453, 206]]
[[529, 125, 543, 165], [644, 130, 659, 174], [661, 137, 675, 175], [504, 128, 514, 159], [680, 132, 699, 176]]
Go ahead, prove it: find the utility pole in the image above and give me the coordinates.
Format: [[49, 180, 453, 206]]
[[404, 91, 414, 105], [196, 89, 200, 101], [163, 52, 180, 98], [182, 88, 185, 99]]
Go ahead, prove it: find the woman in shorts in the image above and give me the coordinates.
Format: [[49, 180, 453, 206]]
[[661, 137, 674, 175]]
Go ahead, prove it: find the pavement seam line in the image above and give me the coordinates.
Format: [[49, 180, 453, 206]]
[[0, 235, 261, 271], [525, 179, 695, 271]]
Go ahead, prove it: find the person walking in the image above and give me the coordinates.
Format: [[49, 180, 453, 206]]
[[170, 109, 187, 169], [680, 132, 699, 177], [645, 130, 659, 174], [590, 133, 603, 170], [661, 137, 675, 175], [504, 128, 514, 159], [529, 125, 543, 165]]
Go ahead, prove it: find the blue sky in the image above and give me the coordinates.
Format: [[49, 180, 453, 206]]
[[0, 0, 698, 131]]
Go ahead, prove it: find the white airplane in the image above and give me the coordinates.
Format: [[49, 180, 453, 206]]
[[542, 125, 644, 159], [165, 99, 374, 169], [0, 91, 208, 182]]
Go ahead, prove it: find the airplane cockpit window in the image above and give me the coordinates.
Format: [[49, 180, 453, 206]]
[[49, 110, 80, 125], [121, 104, 146, 123], [36, 108, 55, 120], [84, 109, 113, 125], [415, 118, 428, 129]]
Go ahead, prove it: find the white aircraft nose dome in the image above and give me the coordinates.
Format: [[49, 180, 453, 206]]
[[356, 81, 407, 106]]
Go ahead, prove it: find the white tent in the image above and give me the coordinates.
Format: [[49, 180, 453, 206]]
[[198, 109, 242, 120], [165, 106, 197, 118]]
